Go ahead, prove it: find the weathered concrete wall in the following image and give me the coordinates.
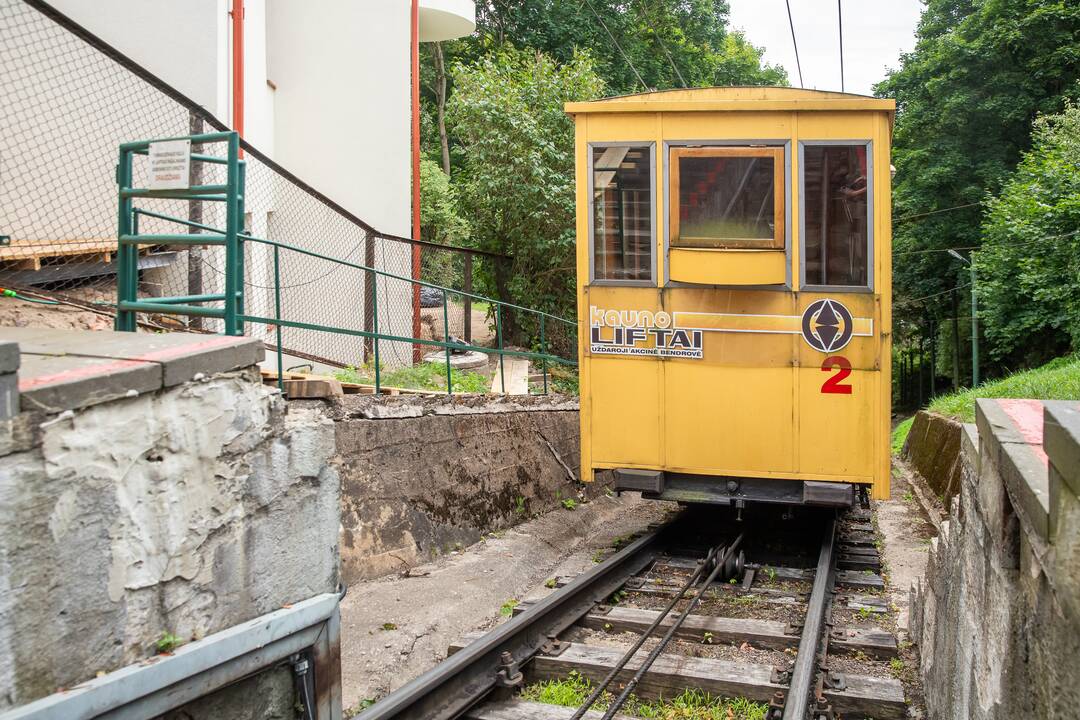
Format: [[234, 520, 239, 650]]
[[311, 394, 610, 584], [904, 410, 964, 504], [0, 350, 339, 712], [910, 399, 1080, 720]]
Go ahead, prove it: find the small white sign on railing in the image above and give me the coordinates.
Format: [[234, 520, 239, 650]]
[[148, 138, 191, 190]]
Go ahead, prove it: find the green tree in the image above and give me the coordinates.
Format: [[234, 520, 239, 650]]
[[446, 47, 603, 348], [974, 103, 1080, 366], [419, 159, 471, 288], [422, 1, 786, 176], [877, 0, 1080, 379]]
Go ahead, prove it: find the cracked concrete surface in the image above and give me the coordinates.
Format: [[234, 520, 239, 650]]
[[339, 492, 675, 714]]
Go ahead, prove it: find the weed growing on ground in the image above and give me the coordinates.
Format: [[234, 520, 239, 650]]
[[380, 622, 397, 631], [903, 491, 914, 502], [545, 578, 558, 589], [155, 632, 183, 654], [499, 599, 518, 617], [520, 671, 769, 718], [514, 496, 526, 515], [561, 498, 577, 511], [335, 362, 489, 393]]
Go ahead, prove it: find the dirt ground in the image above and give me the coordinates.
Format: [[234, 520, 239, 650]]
[[0, 292, 113, 331], [338, 493, 676, 715]]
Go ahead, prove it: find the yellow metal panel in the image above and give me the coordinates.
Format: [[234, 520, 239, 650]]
[[664, 364, 795, 474], [795, 112, 877, 139], [797, 367, 877, 479], [660, 112, 794, 141], [669, 248, 786, 285], [583, 113, 660, 142], [589, 356, 662, 467]]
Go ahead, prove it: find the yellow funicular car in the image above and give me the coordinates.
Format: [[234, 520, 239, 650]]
[[568, 87, 894, 506]]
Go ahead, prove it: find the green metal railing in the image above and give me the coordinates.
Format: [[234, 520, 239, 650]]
[[116, 131, 577, 396]]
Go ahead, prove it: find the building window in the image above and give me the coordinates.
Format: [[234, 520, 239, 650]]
[[802, 143, 871, 287], [669, 147, 785, 250], [591, 145, 653, 282]]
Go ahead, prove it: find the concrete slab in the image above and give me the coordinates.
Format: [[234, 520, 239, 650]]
[[0, 341, 20, 374], [0, 328, 264, 414], [1044, 401, 1080, 497], [0, 327, 263, 388], [976, 398, 1050, 542], [17, 353, 161, 413]]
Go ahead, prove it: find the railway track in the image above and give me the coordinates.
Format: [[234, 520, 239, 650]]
[[362, 506, 907, 720]]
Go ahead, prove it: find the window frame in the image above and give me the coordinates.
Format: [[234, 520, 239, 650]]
[[587, 141, 657, 287], [798, 139, 875, 292], [669, 146, 786, 251]]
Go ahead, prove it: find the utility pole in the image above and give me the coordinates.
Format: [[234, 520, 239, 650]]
[[948, 249, 979, 388]]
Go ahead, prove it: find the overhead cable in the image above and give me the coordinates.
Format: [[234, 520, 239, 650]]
[[581, 0, 650, 91], [785, 0, 804, 88]]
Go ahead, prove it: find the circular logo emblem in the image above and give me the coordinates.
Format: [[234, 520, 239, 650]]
[[801, 299, 854, 353]]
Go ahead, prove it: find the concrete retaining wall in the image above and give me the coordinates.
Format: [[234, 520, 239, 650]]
[[904, 410, 964, 504], [312, 394, 609, 584], [0, 331, 340, 716], [910, 399, 1080, 719]]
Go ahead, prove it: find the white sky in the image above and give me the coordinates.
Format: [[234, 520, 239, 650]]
[[728, 0, 924, 96]]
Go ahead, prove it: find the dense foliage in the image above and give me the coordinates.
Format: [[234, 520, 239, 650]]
[[877, 0, 1080, 381], [975, 104, 1080, 364], [446, 47, 602, 347], [418, 1, 787, 350]]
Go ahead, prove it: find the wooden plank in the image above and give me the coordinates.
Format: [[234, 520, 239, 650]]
[[838, 553, 881, 572], [580, 606, 798, 650], [838, 545, 880, 557], [840, 531, 877, 546], [823, 672, 906, 720], [847, 522, 874, 533], [627, 578, 805, 606], [656, 559, 813, 582], [0, 237, 116, 262], [836, 570, 885, 590], [829, 626, 899, 659], [464, 699, 636, 720], [282, 377, 343, 399], [840, 594, 888, 613], [529, 641, 784, 704]]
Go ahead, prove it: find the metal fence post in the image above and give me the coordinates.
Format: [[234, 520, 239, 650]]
[[222, 131, 241, 335], [115, 147, 135, 332], [236, 158, 247, 335], [463, 254, 472, 344], [273, 244, 283, 394], [373, 272, 381, 393], [541, 315, 548, 395], [443, 292, 452, 396], [496, 304, 505, 395]]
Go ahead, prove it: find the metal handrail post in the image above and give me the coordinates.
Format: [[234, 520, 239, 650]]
[[442, 292, 452, 395], [115, 147, 136, 332], [236, 159, 247, 335], [273, 245, 283, 394], [496, 304, 505, 395], [222, 132, 241, 335], [540, 315, 548, 395], [373, 271, 381, 393]]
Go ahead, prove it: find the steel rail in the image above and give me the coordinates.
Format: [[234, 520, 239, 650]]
[[360, 525, 670, 720], [600, 533, 746, 720], [568, 542, 725, 720], [781, 515, 838, 720]]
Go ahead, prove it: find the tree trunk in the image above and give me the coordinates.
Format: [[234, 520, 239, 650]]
[[433, 42, 451, 176], [493, 256, 519, 343]]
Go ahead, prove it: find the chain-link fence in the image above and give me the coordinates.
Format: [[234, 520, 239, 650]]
[[1, 0, 534, 374]]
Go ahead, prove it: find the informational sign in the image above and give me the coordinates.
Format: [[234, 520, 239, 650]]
[[148, 139, 191, 190], [589, 306, 704, 359]]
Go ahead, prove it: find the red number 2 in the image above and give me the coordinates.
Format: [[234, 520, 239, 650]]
[[820, 356, 853, 394]]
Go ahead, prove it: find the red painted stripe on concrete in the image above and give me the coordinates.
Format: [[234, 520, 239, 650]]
[[997, 398, 1048, 467], [18, 359, 152, 391], [129, 335, 247, 363]]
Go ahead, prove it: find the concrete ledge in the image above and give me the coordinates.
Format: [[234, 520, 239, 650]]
[[310, 392, 580, 421], [0, 328, 263, 414], [976, 398, 1050, 541], [1044, 401, 1080, 498]]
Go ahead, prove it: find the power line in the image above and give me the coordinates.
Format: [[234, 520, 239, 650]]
[[581, 0, 650, 92], [893, 228, 1079, 256], [893, 202, 982, 223], [636, 0, 686, 88], [837, 0, 844, 92], [785, 0, 804, 88], [894, 282, 972, 308]]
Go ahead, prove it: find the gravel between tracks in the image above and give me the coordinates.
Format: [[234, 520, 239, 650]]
[[339, 493, 676, 715]]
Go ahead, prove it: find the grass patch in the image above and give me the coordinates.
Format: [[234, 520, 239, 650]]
[[891, 416, 914, 455], [335, 361, 489, 394], [927, 355, 1080, 422], [549, 365, 579, 396], [520, 671, 768, 719]]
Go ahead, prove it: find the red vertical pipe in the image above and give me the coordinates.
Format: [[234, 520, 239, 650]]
[[231, 0, 244, 152], [411, 0, 422, 362]]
